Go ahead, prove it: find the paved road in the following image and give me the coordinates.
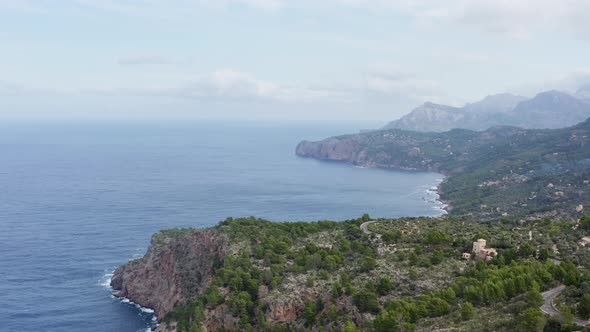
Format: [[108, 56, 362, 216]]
[[360, 221, 376, 234], [541, 285, 589, 326], [541, 285, 565, 316]]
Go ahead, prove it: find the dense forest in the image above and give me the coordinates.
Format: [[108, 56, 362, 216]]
[[158, 215, 590, 332]]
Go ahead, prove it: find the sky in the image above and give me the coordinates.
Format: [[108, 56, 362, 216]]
[[2, 0, 590, 122]]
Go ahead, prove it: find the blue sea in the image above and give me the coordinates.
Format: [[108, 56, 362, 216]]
[[0, 121, 444, 332]]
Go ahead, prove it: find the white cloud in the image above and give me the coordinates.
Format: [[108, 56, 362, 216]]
[[363, 66, 459, 106], [6, 0, 590, 39], [509, 68, 590, 96], [84, 68, 352, 103], [330, 0, 590, 39], [0, 81, 54, 96], [180, 69, 351, 103], [74, 0, 284, 15]]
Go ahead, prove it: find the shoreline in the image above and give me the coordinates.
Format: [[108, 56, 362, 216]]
[[110, 159, 451, 331], [350, 160, 451, 216], [297, 154, 452, 216], [100, 271, 159, 331]]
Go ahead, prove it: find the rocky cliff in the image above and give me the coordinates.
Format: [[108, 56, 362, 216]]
[[110, 229, 227, 320]]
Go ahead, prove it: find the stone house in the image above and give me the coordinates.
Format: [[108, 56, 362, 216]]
[[578, 236, 590, 247], [472, 239, 497, 261]]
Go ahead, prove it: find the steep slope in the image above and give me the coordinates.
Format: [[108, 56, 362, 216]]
[[509, 90, 590, 129], [383, 90, 590, 132], [297, 119, 590, 219], [462, 93, 527, 114], [576, 84, 590, 100], [111, 230, 227, 319], [383, 102, 464, 132]]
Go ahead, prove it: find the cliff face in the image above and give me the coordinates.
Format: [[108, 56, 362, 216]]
[[110, 230, 227, 319], [296, 138, 363, 163]]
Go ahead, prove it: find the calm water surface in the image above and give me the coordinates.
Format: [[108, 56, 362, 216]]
[[0, 121, 444, 332]]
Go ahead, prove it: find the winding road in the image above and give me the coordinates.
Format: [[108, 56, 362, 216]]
[[541, 285, 589, 326], [360, 221, 376, 235]]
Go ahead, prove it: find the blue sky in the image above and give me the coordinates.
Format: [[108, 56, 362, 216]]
[[2, 0, 590, 122]]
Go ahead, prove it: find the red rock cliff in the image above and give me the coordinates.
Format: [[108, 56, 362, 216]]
[[110, 230, 227, 320]]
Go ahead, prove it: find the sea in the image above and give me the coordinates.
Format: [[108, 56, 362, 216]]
[[0, 120, 445, 332]]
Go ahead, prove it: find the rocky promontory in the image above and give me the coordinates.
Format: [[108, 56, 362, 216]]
[[111, 215, 590, 332], [111, 229, 227, 320]]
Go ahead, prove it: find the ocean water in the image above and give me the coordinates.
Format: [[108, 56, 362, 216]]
[[0, 121, 444, 332]]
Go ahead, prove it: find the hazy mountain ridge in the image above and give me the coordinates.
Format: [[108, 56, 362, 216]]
[[384, 90, 590, 132]]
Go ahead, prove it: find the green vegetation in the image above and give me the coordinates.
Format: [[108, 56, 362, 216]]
[[160, 214, 590, 331]]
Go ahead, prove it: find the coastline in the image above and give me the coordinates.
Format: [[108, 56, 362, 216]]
[[348, 160, 451, 216], [110, 159, 450, 331], [99, 271, 158, 331], [435, 180, 452, 214]]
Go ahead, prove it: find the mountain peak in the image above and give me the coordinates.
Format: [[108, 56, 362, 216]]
[[383, 89, 590, 132], [463, 93, 526, 113], [576, 84, 590, 99]]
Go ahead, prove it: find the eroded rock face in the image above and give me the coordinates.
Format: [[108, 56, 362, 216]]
[[111, 230, 227, 320], [296, 138, 361, 162]]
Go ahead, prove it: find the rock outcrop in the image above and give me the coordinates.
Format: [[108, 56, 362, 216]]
[[111, 230, 227, 320], [296, 138, 362, 163]]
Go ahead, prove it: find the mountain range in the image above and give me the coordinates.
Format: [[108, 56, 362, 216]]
[[384, 88, 590, 132]]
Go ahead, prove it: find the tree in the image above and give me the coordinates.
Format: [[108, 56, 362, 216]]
[[519, 243, 535, 257], [382, 230, 402, 244], [578, 294, 590, 319], [228, 291, 253, 317], [343, 321, 360, 332], [361, 256, 377, 272], [538, 247, 549, 261], [460, 302, 474, 321], [580, 214, 590, 230], [424, 230, 453, 245], [204, 287, 223, 306], [303, 302, 316, 326], [332, 281, 343, 298], [353, 290, 380, 313], [374, 310, 399, 332], [430, 250, 445, 265], [525, 290, 544, 308], [557, 304, 574, 329], [409, 252, 419, 266], [377, 277, 393, 295], [516, 308, 545, 332]]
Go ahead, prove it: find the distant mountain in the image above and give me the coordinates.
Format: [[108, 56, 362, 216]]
[[577, 84, 590, 100], [462, 93, 526, 114], [383, 102, 463, 132], [384, 90, 590, 132], [509, 90, 590, 129]]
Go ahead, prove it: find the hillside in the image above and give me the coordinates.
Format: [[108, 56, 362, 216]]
[[112, 216, 590, 332], [383, 90, 590, 132], [297, 119, 590, 220]]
